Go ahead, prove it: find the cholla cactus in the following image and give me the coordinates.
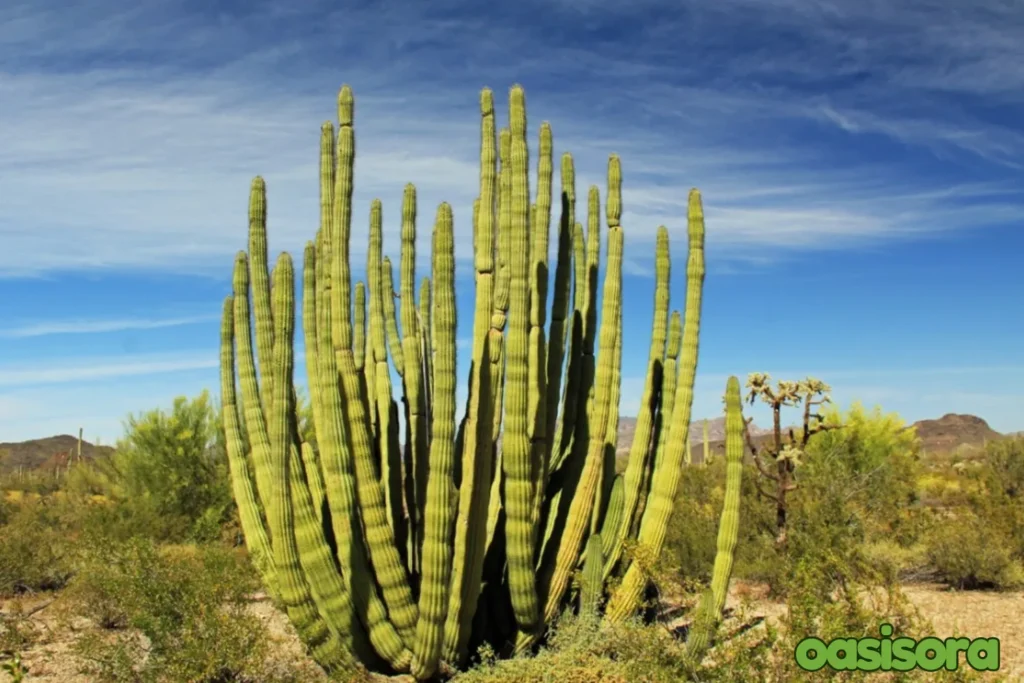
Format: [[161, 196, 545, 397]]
[[744, 373, 836, 545], [219, 83, 743, 679]]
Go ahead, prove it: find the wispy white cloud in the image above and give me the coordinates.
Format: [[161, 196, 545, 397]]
[[1, 0, 1022, 277], [0, 353, 219, 387], [0, 314, 219, 338]]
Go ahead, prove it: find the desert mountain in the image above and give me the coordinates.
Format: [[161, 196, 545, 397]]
[[0, 414, 1009, 476], [0, 434, 114, 474], [910, 413, 1002, 453]]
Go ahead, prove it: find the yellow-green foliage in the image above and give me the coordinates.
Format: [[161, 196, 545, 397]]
[[66, 391, 233, 542]]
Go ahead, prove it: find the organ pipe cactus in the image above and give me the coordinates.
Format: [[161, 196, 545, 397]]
[[219, 82, 743, 679]]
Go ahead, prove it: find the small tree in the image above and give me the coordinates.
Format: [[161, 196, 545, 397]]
[[74, 391, 233, 541], [744, 373, 837, 545]]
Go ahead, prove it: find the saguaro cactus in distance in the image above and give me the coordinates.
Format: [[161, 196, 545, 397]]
[[219, 82, 742, 679]]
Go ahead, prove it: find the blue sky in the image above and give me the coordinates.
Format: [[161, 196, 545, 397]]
[[1, 0, 1022, 444]]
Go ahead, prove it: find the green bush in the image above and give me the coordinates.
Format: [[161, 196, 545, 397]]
[[454, 612, 695, 683], [753, 404, 922, 595], [66, 538, 273, 682], [0, 499, 75, 595], [66, 391, 234, 542], [925, 511, 1024, 590], [669, 460, 774, 585], [981, 435, 1024, 500]]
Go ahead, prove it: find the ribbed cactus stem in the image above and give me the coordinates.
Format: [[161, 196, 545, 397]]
[[328, 90, 418, 643], [703, 418, 711, 465], [329, 87, 355, 354], [605, 189, 705, 622], [549, 221, 587, 475], [382, 257, 405, 377], [247, 178, 275, 412], [599, 474, 624, 561], [266, 253, 352, 671], [543, 153, 576, 468], [419, 277, 433, 423], [219, 295, 277, 597], [230, 254, 277, 538], [301, 246, 327, 520], [367, 201, 406, 558], [594, 279, 622, 536], [354, 282, 366, 372], [398, 183, 427, 582], [314, 223, 411, 669], [637, 310, 682, 535], [685, 376, 744, 668], [580, 534, 603, 617], [444, 88, 499, 665], [502, 84, 541, 631], [527, 121, 553, 545], [604, 225, 669, 578], [535, 157, 624, 640], [683, 587, 717, 671], [711, 377, 743, 615], [411, 203, 458, 679]]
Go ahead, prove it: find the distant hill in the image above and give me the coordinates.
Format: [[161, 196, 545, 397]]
[[616, 413, 1008, 466], [0, 434, 114, 474], [911, 413, 1003, 453], [0, 413, 1009, 476]]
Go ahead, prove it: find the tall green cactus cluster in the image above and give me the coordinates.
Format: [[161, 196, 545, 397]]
[[219, 83, 744, 679]]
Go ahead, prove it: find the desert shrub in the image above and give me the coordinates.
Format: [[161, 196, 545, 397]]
[[747, 404, 923, 595], [0, 499, 75, 594], [924, 510, 1024, 590], [66, 391, 234, 542], [801, 404, 920, 537], [66, 538, 271, 682], [669, 460, 774, 585], [979, 436, 1024, 499], [455, 612, 696, 683], [858, 538, 931, 585]]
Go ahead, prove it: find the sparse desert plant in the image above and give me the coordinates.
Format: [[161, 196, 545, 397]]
[[0, 650, 28, 683], [218, 83, 746, 679], [68, 538, 274, 683], [744, 374, 838, 545], [981, 435, 1024, 499], [0, 498, 75, 595], [924, 510, 1024, 590]]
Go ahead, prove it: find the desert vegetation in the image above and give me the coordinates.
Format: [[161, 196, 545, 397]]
[[2, 84, 1022, 682]]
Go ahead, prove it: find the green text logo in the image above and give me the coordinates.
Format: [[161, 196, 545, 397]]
[[795, 624, 999, 673]]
